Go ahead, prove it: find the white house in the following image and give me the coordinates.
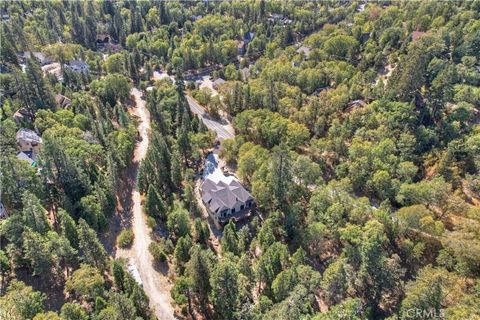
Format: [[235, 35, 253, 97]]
[[201, 154, 255, 227], [16, 128, 42, 154]]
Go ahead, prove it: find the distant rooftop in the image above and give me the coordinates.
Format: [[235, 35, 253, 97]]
[[16, 128, 41, 144]]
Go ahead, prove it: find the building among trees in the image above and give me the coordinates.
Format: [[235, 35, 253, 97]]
[[201, 153, 255, 228]]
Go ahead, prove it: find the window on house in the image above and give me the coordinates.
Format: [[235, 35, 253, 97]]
[[231, 208, 235, 214], [240, 205, 245, 210]]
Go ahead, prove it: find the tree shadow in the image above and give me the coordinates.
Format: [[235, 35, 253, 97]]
[[101, 157, 140, 255]]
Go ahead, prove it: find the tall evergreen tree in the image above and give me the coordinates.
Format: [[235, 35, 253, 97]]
[[77, 219, 108, 271]]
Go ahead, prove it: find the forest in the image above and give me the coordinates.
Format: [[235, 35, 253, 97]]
[[0, 1, 479, 320]]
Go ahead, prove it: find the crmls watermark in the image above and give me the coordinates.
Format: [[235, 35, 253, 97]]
[[403, 308, 445, 319]]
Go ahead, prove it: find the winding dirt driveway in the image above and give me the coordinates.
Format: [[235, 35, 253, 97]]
[[116, 88, 175, 320]]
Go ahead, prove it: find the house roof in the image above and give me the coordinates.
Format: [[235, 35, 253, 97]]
[[68, 60, 88, 69], [16, 128, 42, 144], [13, 108, 32, 121], [213, 78, 226, 86], [201, 153, 253, 213], [345, 100, 368, 113], [202, 176, 253, 213], [55, 94, 72, 108], [42, 62, 63, 80], [17, 151, 37, 167]]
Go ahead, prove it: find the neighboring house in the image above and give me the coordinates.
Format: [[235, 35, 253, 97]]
[[17, 151, 37, 167], [411, 31, 425, 41], [13, 107, 33, 124], [0, 201, 7, 219], [65, 60, 89, 73], [345, 99, 367, 113], [212, 78, 226, 90], [296, 45, 312, 59], [55, 94, 72, 108], [18, 51, 52, 66], [16, 128, 42, 154], [201, 153, 255, 228], [42, 62, 63, 82]]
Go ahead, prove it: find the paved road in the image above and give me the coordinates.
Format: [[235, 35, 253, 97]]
[[152, 71, 235, 140], [116, 88, 175, 320], [186, 95, 235, 140]]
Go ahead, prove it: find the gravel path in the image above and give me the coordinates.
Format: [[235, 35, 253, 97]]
[[116, 88, 175, 320]]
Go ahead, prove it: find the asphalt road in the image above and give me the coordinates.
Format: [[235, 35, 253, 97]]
[[186, 95, 235, 140], [153, 71, 235, 140]]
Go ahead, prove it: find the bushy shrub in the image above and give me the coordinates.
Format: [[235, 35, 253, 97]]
[[117, 229, 134, 248]]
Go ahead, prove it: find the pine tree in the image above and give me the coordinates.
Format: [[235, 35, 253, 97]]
[[211, 259, 240, 319], [25, 58, 56, 110], [59, 209, 79, 249], [270, 144, 292, 208], [186, 246, 211, 307], [221, 221, 239, 255], [77, 219, 109, 271], [145, 185, 166, 220], [22, 191, 50, 235]]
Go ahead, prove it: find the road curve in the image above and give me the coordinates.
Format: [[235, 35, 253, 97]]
[[186, 95, 235, 140], [116, 88, 175, 320]]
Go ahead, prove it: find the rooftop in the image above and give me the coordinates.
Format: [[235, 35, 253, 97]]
[[16, 128, 42, 144], [201, 153, 253, 214]]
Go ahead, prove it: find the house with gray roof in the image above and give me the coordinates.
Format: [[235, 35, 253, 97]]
[[16, 128, 42, 154], [65, 60, 89, 73], [201, 153, 255, 227]]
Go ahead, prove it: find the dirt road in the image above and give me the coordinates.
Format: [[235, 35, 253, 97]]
[[116, 88, 175, 320]]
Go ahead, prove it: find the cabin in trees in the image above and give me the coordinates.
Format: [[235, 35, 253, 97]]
[[345, 99, 367, 113], [201, 153, 255, 228], [13, 107, 33, 124], [16, 151, 37, 167], [65, 60, 89, 73], [55, 94, 72, 109], [42, 62, 63, 82], [16, 128, 42, 155], [212, 78, 226, 90]]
